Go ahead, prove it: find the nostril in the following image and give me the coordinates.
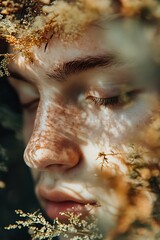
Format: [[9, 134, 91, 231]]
[[45, 163, 67, 171]]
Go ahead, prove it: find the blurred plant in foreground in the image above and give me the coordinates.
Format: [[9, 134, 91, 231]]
[[5, 209, 102, 240]]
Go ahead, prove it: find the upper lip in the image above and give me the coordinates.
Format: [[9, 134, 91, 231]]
[[37, 186, 96, 205]]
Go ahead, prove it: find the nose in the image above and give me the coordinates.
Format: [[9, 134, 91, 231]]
[[24, 102, 81, 171]]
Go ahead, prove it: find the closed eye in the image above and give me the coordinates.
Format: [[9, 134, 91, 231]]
[[21, 99, 39, 112], [86, 90, 140, 108]]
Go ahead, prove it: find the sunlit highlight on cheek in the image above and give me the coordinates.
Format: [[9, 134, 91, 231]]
[[84, 94, 157, 145]]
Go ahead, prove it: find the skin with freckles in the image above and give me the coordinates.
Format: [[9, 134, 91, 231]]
[[8, 20, 160, 238]]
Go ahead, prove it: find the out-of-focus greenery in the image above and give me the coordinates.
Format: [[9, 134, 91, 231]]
[[0, 41, 40, 239]]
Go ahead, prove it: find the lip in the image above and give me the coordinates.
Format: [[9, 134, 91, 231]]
[[37, 187, 97, 221]]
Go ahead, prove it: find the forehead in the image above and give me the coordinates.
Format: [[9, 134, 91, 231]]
[[9, 20, 154, 81], [9, 24, 111, 77], [34, 25, 110, 66]]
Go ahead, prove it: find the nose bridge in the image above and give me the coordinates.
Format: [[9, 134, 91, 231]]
[[24, 100, 81, 170]]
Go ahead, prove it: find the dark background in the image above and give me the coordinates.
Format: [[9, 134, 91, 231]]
[[0, 39, 40, 240]]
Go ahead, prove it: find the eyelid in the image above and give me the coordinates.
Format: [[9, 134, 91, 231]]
[[86, 89, 141, 108], [21, 98, 39, 110], [88, 88, 120, 99], [9, 76, 38, 92], [9, 78, 40, 107]]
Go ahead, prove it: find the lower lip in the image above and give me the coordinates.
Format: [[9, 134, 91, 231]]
[[45, 201, 90, 221]]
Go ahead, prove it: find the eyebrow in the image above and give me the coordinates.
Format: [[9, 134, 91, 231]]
[[9, 54, 120, 83], [47, 54, 120, 81]]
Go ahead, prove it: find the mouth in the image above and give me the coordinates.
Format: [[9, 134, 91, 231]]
[[37, 187, 97, 221], [45, 200, 93, 220]]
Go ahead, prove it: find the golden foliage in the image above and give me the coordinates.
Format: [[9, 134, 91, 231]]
[[5, 209, 102, 240]]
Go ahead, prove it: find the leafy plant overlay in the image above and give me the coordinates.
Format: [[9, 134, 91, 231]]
[[1, 0, 160, 77], [5, 209, 102, 240], [94, 143, 160, 240], [5, 142, 160, 240]]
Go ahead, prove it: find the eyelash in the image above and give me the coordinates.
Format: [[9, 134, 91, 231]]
[[87, 90, 138, 107], [21, 99, 39, 111], [20, 90, 139, 112]]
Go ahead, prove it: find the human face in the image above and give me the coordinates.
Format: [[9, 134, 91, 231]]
[[8, 20, 160, 236]]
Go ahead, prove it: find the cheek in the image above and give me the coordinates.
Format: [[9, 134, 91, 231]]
[[138, 111, 160, 149], [91, 95, 158, 146]]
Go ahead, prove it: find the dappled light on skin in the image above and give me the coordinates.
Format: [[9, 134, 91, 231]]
[[8, 28, 160, 238], [1, 1, 160, 239]]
